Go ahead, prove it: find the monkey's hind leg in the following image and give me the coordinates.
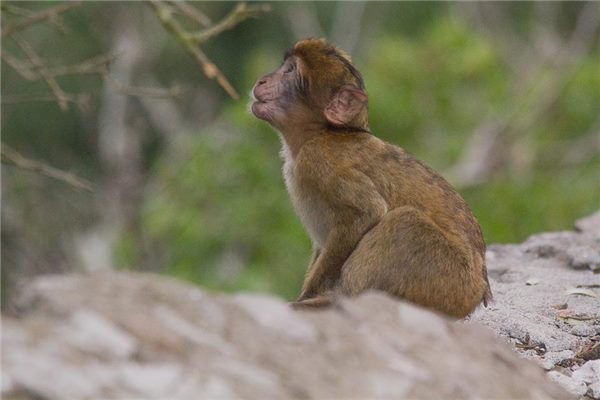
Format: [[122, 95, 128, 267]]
[[339, 206, 487, 318]]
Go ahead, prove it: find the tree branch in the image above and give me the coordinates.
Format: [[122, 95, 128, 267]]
[[11, 34, 70, 110], [1, 1, 81, 38], [0, 49, 38, 80], [47, 54, 118, 77], [185, 2, 271, 45], [1, 144, 94, 192], [147, 1, 270, 100], [1, 93, 88, 108], [167, 0, 212, 27], [101, 69, 185, 98]]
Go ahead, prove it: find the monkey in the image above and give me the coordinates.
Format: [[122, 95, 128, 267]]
[[251, 38, 491, 318]]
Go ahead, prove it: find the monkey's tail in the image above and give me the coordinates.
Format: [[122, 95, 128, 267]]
[[482, 274, 493, 307]]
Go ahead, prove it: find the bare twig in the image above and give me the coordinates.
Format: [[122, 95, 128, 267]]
[[102, 70, 185, 98], [148, 1, 270, 99], [2, 3, 71, 33], [2, 93, 91, 112], [2, 93, 78, 105], [185, 2, 271, 45], [1, 1, 81, 38], [147, 0, 239, 99], [2, 51, 116, 81], [0, 49, 38, 80], [167, 0, 212, 27], [47, 54, 118, 77], [3, 50, 181, 104], [1, 144, 94, 192], [11, 34, 70, 110]]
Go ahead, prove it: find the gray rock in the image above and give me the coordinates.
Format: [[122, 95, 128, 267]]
[[547, 371, 588, 397], [590, 381, 600, 400], [471, 211, 600, 398], [572, 361, 600, 400], [5, 211, 600, 400], [522, 230, 600, 271], [539, 350, 575, 370], [575, 211, 600, 238], [2, 272, 568, 400], [572, 360, 600, 385]]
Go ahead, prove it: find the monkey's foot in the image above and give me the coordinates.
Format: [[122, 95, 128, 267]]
[[290, 296, 334, 310]]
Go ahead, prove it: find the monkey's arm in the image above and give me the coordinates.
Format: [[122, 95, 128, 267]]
[[297, 167, 388, 301]]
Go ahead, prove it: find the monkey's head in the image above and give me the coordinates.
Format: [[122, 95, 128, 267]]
[[251, 38, 369, 132]]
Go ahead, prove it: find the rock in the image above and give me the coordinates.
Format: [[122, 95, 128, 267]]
[[522, 230, 600, 271], [575, 211, 600, 238], [539, 350, 575, 371], [590, 382, 600, 400], [571, 361, 600, 400], [471, 211, 600, 398], [521, 211, 600, 272], [547, 371, 588, 397], [570, 324, 599, 337], [572, 360, 600, 385], [2, 272, 568, 400], [4, 211, 600, 399]]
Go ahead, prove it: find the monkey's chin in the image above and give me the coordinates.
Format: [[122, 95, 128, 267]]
[[251, 101, 271, 121]]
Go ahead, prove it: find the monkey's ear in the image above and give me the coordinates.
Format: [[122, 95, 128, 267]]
[[324, 85, 368, 127]]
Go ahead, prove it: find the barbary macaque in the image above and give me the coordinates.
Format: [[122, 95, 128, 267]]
[[251, 38, 491, 318]]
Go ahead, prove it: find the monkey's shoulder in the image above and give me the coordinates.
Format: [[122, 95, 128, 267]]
[[296, 132, 458, 189], [299, 132, 391, 165]]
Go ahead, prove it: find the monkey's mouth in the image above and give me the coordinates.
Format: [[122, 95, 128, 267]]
[[251, 100, 271, 121], [251, 93, 275, 104], [250, 93, 274, 121]]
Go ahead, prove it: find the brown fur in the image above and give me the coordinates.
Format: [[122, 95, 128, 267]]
[[251, 38, 491, 318]]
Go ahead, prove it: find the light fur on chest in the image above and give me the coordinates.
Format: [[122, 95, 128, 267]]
[[281, 144, 332, 248]]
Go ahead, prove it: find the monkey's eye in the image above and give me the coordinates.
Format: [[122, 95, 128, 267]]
[[284, 63, 295, 74]]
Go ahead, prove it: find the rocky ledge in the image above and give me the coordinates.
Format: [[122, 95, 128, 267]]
[[470, 210, 600, 398], [2, 211, 599, 400]]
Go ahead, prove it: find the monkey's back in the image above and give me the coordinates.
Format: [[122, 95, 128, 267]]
[[301, 131, 486, 262]]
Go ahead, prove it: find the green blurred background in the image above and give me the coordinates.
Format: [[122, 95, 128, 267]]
[[2, 2, 599, 303]]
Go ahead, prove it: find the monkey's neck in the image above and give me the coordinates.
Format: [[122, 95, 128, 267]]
[[326, 125, 372, 134], [277, 122, 324, 159]]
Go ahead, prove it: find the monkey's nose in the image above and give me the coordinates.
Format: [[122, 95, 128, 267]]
[[257, 79, 267, 85]]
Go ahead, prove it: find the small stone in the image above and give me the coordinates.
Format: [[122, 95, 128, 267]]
[[570, 324, 598, 337], [539, 350, 575, 370], [572, 360, 600, 384], [589, 381, 600, 399], [575, 211, 600, 237], [547, 371, 588, 396], [526, 278, 541, 286], [566, 244, 600, 270]]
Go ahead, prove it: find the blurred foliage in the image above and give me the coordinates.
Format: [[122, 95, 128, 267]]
[[364, 17, 600, 243], [366, 19, 510, 162], [140, 125, 309, 298], [2, 2, 599, 301]]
